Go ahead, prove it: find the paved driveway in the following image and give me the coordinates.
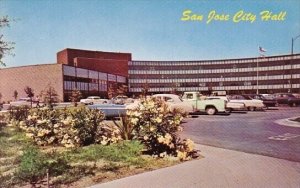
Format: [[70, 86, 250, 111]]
[[181, 107, 300, 162]]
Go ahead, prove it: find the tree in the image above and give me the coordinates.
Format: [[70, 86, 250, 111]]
[[24, 86, 34, 108], [117, 84, 128, 96], [0, 16, 15, 66], [13, 90, 18, 100], [107, 83, 118, 99], [40, 85, 59, 109], [141, 81, 149, 98], [69, 88, 82, 107]]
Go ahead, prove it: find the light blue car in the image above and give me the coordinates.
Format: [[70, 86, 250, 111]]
[[87, 104, 126, 118]]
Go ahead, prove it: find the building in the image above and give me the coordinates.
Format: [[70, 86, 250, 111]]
[[0, 49, 130, 102], [128, 54, 300, 95], [1, 49, 299, 103]]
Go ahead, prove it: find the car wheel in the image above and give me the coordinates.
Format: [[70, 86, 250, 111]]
[[248, 106, 256, 111], [90, 102, 94, 105], [206, 107, 216, 115]]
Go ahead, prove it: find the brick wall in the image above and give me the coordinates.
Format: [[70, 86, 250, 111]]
[[57, 48, 131, 76], [74, 57, 128, 77], [0, 64, 64, 102]]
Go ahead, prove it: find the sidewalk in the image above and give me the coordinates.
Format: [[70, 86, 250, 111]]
[[90, 144, 300, 188]]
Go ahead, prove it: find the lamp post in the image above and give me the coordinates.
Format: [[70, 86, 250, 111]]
[[291, 34, 300, 55], [290, 34, 300, 93]]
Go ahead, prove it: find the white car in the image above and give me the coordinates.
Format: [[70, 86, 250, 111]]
[[125, 94, 193, 114], [80, 96, 109, 105], [10, 97, 32, 107], [207, 96, 246, 112], [228, 95, 265, 111], [152, 94, 193, 114]]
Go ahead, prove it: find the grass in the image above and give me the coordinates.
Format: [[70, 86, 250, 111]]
[[0, 125, 180, 188]]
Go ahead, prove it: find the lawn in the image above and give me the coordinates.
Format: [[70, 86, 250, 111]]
[[0, 124, 179, 188]]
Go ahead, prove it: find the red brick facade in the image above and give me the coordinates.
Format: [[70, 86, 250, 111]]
[[57, 48, 131, 77]]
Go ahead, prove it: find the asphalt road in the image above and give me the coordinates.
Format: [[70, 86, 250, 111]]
[[181, 106, 300, 162]]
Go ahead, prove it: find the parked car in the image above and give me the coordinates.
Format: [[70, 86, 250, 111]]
[[10, 97, 39, 107], [80, 96, 109, 105], [112, 95, 134, 105], [206, 96, 246, 112], [244, 94, 278, 108], [273, 93, 300, 107], [182, 92, 230, 115], [87, 104, 126, 119], [152, 94, 193, 114], [227, 95, 265, 111]]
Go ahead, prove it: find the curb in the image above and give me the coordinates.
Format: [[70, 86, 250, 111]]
[[275, 116, 300, 128]]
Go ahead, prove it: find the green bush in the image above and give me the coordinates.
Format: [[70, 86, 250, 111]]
[[15, 146, 70, 186], [15, 146, 47, 185], [19, 107, 107, 147]]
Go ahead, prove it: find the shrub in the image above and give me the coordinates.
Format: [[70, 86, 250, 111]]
[[124, 98, 198, 161], [19, 107, 108, 147], [15, 146, 70, 186], [7, 105, 30, 126], [15, 146, 47, 185]]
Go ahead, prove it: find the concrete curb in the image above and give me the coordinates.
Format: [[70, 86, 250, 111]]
[[89, 144, 300, 188], [275, 116, 300, 128]]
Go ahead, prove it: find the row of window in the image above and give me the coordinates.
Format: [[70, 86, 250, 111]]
[[128, 55, 300, 66], [129, 84, 300, 92], [63, 65, 126, 83], [129, 64, 300, 75], [64, 81, 107, 92], [129, 74, 300, 84]]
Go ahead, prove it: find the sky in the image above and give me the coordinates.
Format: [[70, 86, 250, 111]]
[[1, 0, 300, 67]]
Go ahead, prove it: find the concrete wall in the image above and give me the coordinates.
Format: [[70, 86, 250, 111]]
[[0, 64, 64, 103]]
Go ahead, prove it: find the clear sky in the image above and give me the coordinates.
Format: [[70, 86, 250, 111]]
[[1, 0, 300, 67]]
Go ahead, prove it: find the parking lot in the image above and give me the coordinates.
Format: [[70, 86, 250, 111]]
[[181, 106, 300, 162]]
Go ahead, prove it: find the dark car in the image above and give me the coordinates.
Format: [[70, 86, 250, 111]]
[[245, 94, 278, 108], [273, 93, 300, 107]]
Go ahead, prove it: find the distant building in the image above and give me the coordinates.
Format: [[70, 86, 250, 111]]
[[128, 54, 300, 95]]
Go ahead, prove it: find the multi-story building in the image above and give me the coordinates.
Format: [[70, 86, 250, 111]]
[[1, 49, 299, 103], [128, 54, 300, 95], [0, 49, 130, 102]]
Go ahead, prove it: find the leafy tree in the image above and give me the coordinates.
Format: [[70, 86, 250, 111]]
[[40, 85, 59, 109], [0, 16, 15, 66], [24, 86, 34, 108], [13, 90, 18, 100], [69, 88, 82, 107], [117, 84, 128, 96], [107, 83, 117, 99], [141, 81, 149, 98]]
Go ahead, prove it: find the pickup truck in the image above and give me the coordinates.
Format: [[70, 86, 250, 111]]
[[182, 92, 229, 115]]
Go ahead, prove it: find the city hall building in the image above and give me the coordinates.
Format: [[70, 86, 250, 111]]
[[129, 54, 300, 95], [0, 48, 300, 102]]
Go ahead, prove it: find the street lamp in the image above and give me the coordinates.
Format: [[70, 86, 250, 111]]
[[290, 34, 300, 93]]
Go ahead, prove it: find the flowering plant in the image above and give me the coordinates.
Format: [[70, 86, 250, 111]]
[[125, 98, 198, 160], [17, 107, 108, 147]]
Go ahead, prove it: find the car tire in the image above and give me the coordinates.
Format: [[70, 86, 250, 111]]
[[248, 106, 256, 111], [90, 102, 94, 105], [206, 107, 216, 115]]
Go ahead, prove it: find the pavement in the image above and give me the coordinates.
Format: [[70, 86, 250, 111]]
[[90, 144, 300, 188]]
